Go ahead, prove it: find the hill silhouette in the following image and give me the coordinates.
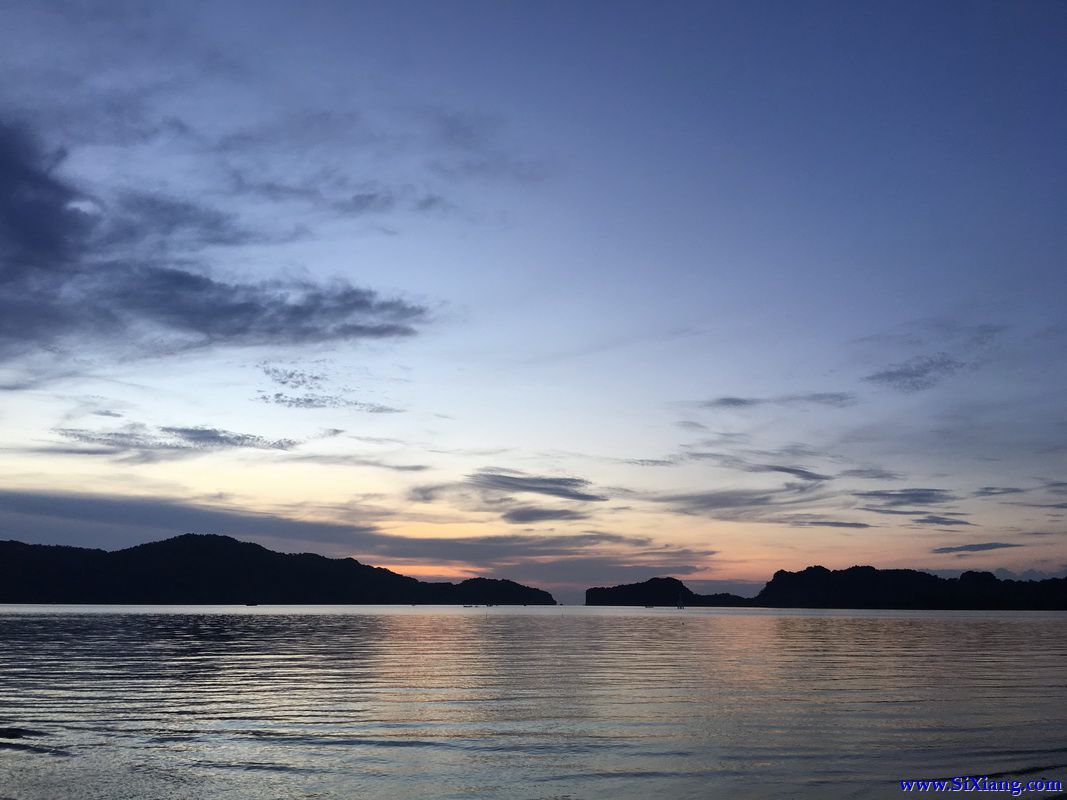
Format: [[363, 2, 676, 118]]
[[585, 577, 750, 607], [586, 566, 1067, 610], [0, 534, 556, 605]]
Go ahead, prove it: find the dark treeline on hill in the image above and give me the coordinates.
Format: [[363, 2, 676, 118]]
[[587, 566, 1067, 610], [0, 534, 556, 605]]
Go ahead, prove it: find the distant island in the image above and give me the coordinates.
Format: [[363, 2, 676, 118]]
[[0, 534, 556, 605], [587, 567, 1067, 610], [586, 576, 751, 607]]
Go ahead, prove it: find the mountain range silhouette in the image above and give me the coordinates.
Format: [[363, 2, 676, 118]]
[[587, 567, 1067, 610], [0, 534, 555, 605], [2, 534, 1064, 609]]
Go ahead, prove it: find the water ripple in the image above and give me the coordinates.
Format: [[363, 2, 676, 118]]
[[0, 607, 1064, 799]]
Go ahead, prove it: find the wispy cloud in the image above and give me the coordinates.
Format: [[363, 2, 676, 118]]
[[283, 454, 429, 473], [625, 457, 679, 467], [784, 517, 875, 529], [839, 467, 902, 481], [931, 542, 1023, 554], [973, 486, 1026, 497], [408, 468, 609, 526], [862, 353, 965, 393], [466, 469, 609, 502], [912, 515, 973, 527], [683, 451, 831, 482], [259, 364, 326, 390], [656, 481, 831, 521], [257, 392, 402, 413], [501, 507, 589, 524], [675, 420, 707, 431], [700, 392, 856, 409], [854, 488, 958, 507], [34, 423, 297, 464]]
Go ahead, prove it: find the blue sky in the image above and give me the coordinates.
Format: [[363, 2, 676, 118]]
[[1, 1, 1064, 601]]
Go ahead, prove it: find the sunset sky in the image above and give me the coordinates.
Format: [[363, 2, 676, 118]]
[[1, 1, 1065, 602]]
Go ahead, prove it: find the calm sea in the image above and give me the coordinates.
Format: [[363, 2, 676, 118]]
[[1, 606, 1065, 799]]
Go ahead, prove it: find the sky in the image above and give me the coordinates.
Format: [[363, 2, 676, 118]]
[[1, 0, 1065, 602]]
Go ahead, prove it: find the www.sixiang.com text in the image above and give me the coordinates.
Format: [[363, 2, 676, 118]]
[[899, 776, 1063, 795]]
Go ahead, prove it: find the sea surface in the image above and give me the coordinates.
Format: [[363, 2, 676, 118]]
[[1, 605, 1065, 799]]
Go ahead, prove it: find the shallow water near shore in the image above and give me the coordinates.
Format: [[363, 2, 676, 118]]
[[1, 605, 1065, 799]]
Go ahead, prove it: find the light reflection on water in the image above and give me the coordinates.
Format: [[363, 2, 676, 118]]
[[1, 606, 1065, 799]]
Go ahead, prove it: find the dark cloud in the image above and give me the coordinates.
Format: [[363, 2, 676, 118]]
[[859, 506, 935, 516], [408, 484, 444, 503], [839, 467, 902, 481], [973, 486, 1026, 497], [94, 266, 424, 347], [414, 193, 451, 212], [788, 518, 875, 529], [0, 121, 95, 274], [260, 364, 325, 390], [333, 188, 396, 215], [686, 451, 831, 482], [407, 469, 610, 527], [38, 423, 296, 464], [931, 542, 1024, 554], [160, 426, 293, 449], [329, 184, 452, 218], [912, 515, 974, 527], [682, 452, 832, 482], [862, 353, 965, 392], [700, 392, 856, 409], [625, 457, 679, 467], [353, 530, 668, 564], [854, 488, 957, 507], [0, 487, 382, 551], [758, 464, 831, 482], [657, 480, 830, 521], [227, 166, 451, 218], [501, 507, 589, 524], [0, 115, 428, 362], [257, 392, 402, 413], [467, 470, 609, 502], [702, 396, 761, 409]]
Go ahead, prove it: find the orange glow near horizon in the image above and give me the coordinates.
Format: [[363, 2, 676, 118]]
[[373, 563, 479, 582]]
